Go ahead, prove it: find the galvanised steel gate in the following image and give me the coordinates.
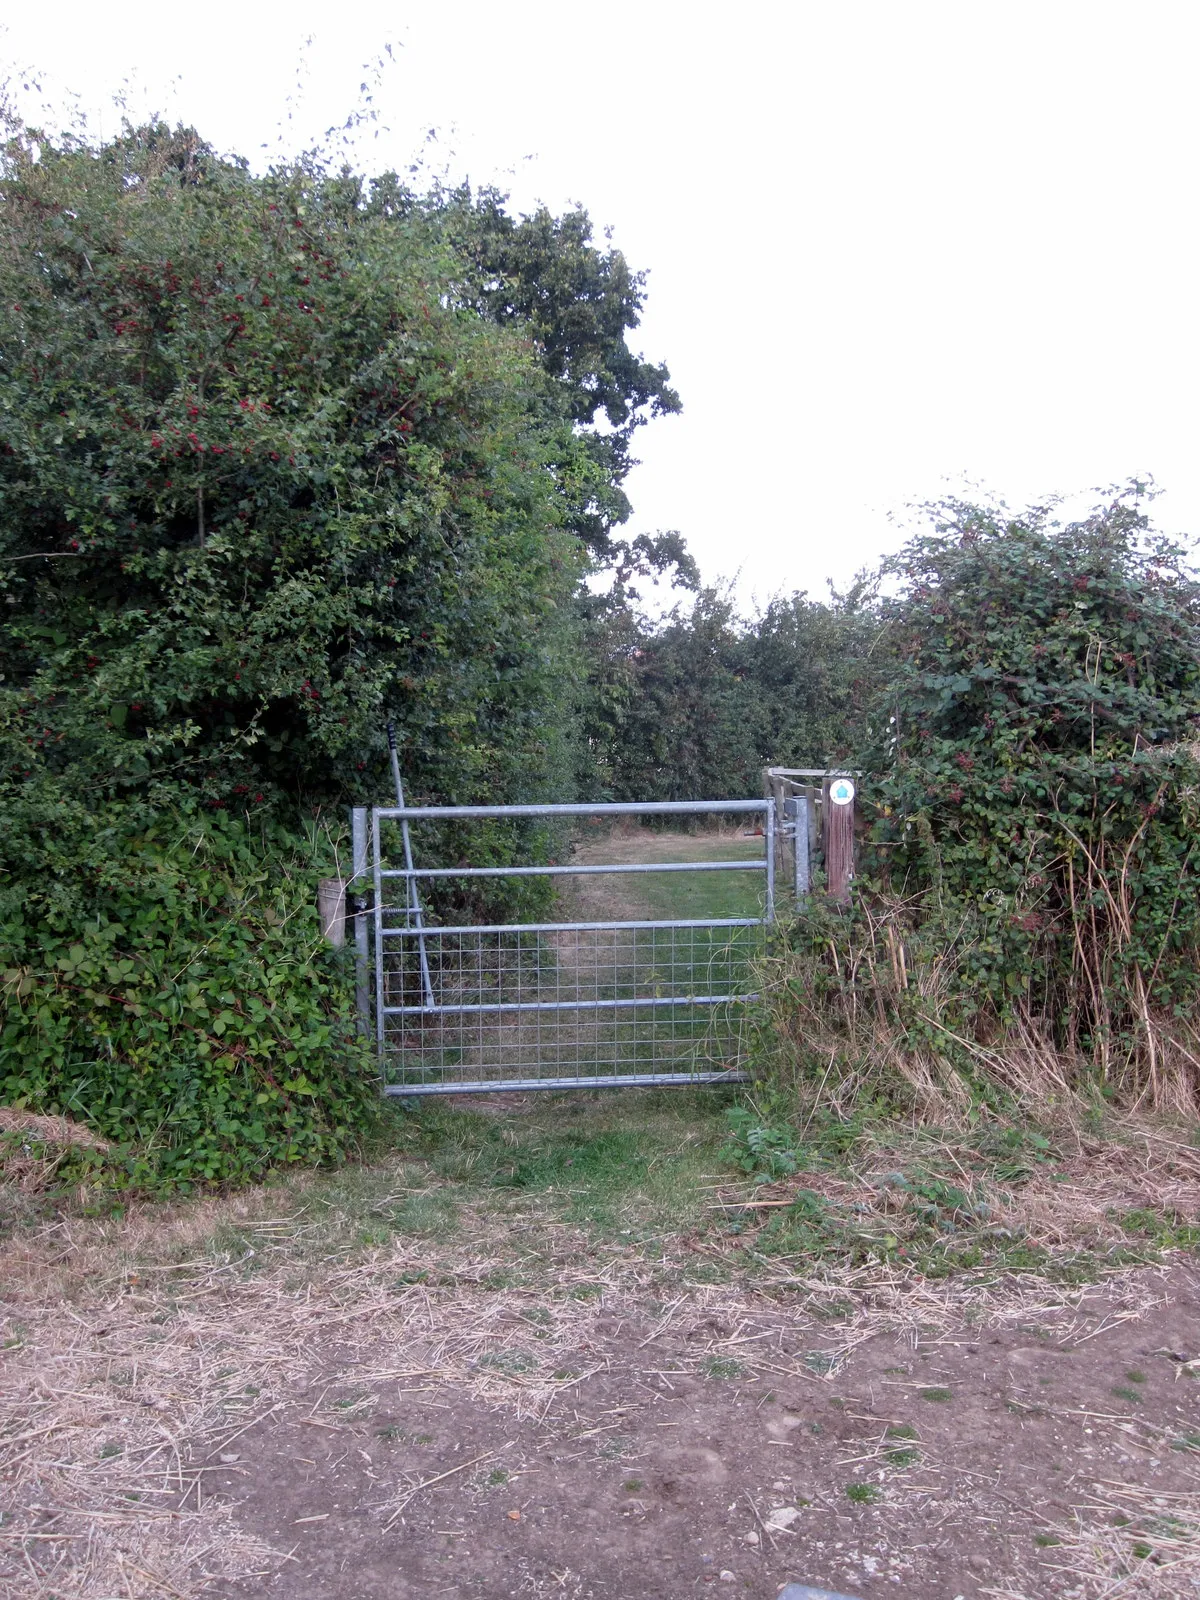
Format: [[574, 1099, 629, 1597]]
[[353, 800, 774, 1095]]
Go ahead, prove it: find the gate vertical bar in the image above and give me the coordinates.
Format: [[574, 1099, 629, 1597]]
[[351, 808, 370, 1037], [765, 797, 776, 922], [372, 807, 386, 1056]]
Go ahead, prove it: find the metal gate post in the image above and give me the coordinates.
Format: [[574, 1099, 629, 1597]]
[[371, 807, 386, 1055], [765, 797, 776, 922], [784, 795, 811, 899], [350, 808, 371, 1037]]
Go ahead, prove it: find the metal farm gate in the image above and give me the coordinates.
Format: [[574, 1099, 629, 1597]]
[[348, 800, 776, 1095]]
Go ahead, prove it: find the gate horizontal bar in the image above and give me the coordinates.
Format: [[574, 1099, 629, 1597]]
[[383, 1071, 750, 1095], [380, 859, 765, 881], [383, 992, 758, 1017], [375, 800, 768, 820], [380, 916, 762, 938]]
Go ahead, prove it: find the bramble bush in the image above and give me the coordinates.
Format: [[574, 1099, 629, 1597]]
[[758, 487, 1200, 1118]]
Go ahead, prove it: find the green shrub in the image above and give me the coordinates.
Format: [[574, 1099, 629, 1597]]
[[0, 801, 378, 1188]]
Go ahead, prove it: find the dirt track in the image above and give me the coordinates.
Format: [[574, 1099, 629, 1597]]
[[5, 1188, 1200, 1600]]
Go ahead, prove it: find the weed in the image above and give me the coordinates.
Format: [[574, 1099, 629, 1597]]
[[885, 1447, 920, 1467], [702, 1356, 745, 1380], [478, 1351, 536, 1376], [845, 1483, 881, 1504], [918, 1387, 953, 1403], [1111, 1385, 1143, 1404], [1125, 1369, 1147, 1384], [1117, 1207, 1200, 1251], [886, 1424, 918, 1441], [487, 1468, 509, 1486], [623, 1478, 644, 1492], [99, 1442, 121, 1459], [722, 1107, 802, 1179], [1034, 1534, 1062, 1547], [332, 1393, 374, 1415]]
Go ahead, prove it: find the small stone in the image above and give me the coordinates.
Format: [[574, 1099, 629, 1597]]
[[744, 1530, 760, 1546], [219, 1452, 240, 1464], [719, 1574, 736, 1584], [773, 1480, 789, 1490], [765, 1505, 802, 1531], [507, 1509, 521, 1521]]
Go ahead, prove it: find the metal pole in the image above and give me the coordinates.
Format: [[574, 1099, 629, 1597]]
[[351, 807, 371, 1037], [795, 795, 810, 898], [386, 722, 435, 1009], [764, 796, 776, 923], [372, 806, 385, 1060]]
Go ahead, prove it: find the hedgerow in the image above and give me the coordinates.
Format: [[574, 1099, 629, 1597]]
[[0, 799, 377, 1189], [0, 111, 627, 1185], [758, 488, 1200, 1118]]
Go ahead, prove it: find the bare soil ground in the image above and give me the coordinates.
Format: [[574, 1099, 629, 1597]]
[[4, 1121, 1200, 1600]]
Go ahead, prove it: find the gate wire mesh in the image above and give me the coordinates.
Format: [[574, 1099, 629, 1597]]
[[369, 800, 774, 1095]]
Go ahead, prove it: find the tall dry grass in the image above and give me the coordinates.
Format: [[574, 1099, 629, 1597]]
[[754, 883, 1200, 1122]]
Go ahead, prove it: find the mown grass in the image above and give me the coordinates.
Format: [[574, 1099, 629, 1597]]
[[393, 1088, 733, 1233]]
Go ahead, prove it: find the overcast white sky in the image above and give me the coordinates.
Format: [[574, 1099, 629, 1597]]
[[5, 2, 1198, 606]]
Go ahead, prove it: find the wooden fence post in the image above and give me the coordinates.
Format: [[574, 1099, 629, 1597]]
[[822, 776, 856, 905], [318, 877, 347, 947]]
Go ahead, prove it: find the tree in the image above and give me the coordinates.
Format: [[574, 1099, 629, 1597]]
[[429, 189, 682, 557]]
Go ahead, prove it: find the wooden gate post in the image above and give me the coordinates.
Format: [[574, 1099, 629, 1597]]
[[822, 776, 856, 904], [318, 877, 347, 947]]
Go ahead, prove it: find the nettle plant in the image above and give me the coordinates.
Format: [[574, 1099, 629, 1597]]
[[861, 487, 1200, 1105]]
